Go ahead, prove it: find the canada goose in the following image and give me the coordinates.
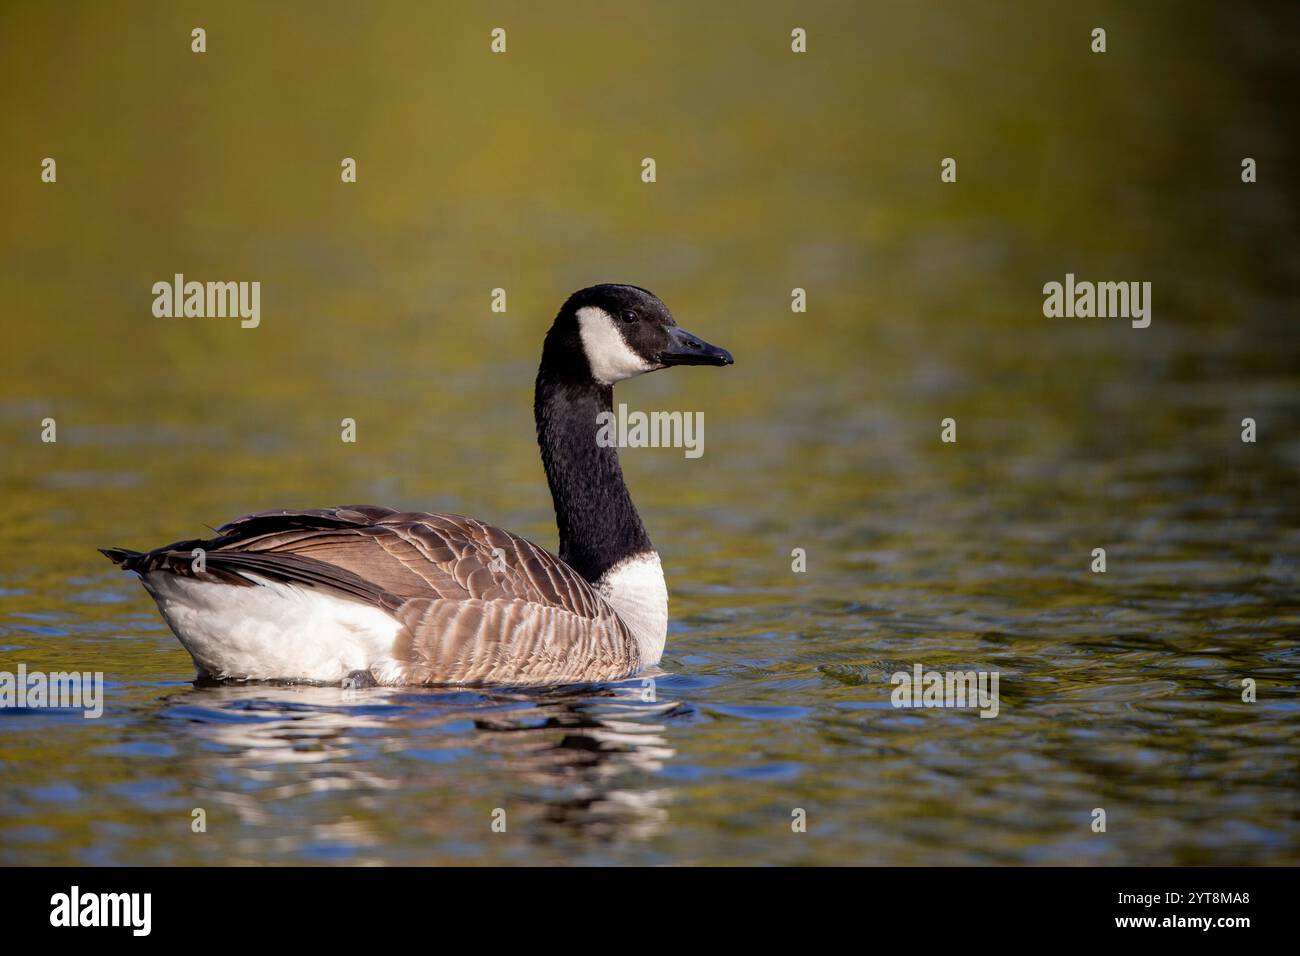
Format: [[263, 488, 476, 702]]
[[101, 284, 733, 686]]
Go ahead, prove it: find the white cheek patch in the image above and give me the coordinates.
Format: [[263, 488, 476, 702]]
[[576, 306, 655, 384]]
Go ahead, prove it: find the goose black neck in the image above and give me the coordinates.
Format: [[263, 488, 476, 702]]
[[535, 365, 652, 584]]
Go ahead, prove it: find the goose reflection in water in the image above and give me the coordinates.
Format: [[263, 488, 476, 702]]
[[156, 677, 683, 856]]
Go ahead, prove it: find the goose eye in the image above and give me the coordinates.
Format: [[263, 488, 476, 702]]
[[620, 310, 638, 323]]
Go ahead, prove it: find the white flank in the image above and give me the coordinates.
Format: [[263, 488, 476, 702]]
[[596, 551, 669, 666], [141, 572, 400, 683], [576, 306, 655, 384]]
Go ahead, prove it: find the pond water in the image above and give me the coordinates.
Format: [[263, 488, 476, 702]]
[[1, 2, 1297, 865]]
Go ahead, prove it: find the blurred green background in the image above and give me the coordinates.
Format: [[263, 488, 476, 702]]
[[1, 1, 1296, 865]]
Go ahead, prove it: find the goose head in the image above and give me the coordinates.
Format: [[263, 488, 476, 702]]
[[543, 284, 733, 386]]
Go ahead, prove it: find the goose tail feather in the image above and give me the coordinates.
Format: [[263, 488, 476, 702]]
[[99, 547, 144, 570]]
